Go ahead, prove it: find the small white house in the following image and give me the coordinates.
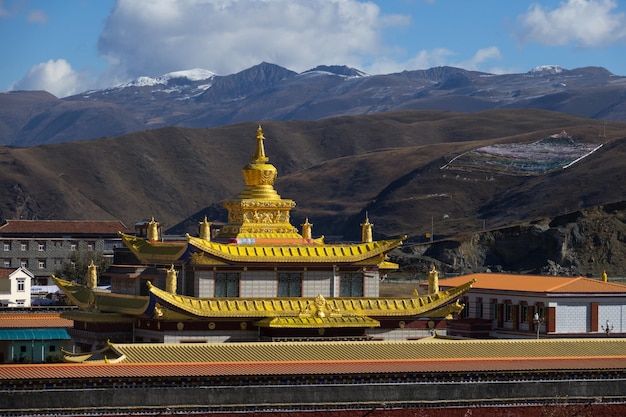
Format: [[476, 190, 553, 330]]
[[434, 273, 626, 338], [0, 267, 33, 307]]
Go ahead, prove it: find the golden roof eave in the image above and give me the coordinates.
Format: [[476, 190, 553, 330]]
[[53, 276, 152, 316], [147, 278, 475, 319], [186, 235, 406, 264], [119, 232, 188, 263]]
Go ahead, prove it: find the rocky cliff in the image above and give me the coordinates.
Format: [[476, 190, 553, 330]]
[[393, 201, 626, 278]]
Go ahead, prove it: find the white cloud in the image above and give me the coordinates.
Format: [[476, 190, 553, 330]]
[[518, 0, 626, 47], [9, 59, 87, 97], [97, 0, 404, 82], [457, 47, 502, 71]]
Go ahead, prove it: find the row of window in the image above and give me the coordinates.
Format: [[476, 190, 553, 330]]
[[2, 241, 96, 251], [462, 299, 546, 323], [3, 258, 64, 269], [213, 272, 365, 297]]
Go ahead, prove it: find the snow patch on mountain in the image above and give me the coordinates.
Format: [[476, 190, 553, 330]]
[[119, 69, 216, 88], [529, 65, 564, 75]]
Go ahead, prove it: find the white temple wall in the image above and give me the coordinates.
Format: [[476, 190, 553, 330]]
[[363, 271, 380, 297], [195, 270, 214, 298], [241, 270, 276, 298], [302, 270, 333, 297]]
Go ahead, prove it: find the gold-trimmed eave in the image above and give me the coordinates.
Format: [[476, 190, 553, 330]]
[[119, 232, 188, 264], [53, 276, 152, 316], [186, 234, 406, 264], [255, 316, 380, 329], [147, 278, 475, 319]]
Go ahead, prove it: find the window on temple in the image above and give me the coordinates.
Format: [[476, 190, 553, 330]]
[[505, 303, 513, 322], [278, 272, 302, 297], [477, 301, 484, 319], [340, 272, 363, 297], [520, 305, 529, 323], [38, 259, 46, 269], [3, 242, 10, 251], [38, 242, 45, 251], [215, 272, 240, 297], [20, 242, 28, 251]]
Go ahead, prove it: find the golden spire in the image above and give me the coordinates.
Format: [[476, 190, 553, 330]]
[[428, 265, 439, 294], [199, 216, 211, 241], [252, 125, 269, 164], [361, 214, 373, 243], [147, 217, 160, 242], [301, 218, 313, 240], [87, 260, 97, 289], [166, 264, 177, 294]]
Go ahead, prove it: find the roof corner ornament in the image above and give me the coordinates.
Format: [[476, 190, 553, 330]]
[[252, 125, 269, 164]]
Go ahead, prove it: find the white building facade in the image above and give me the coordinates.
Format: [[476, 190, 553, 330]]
[[0, 267, 33, 307], [437, 273, 626, 338]]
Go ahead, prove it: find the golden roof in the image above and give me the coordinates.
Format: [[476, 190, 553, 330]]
[[187, 235, 405, 264], [147, 278, 474, 319], [93, 338, 626, 365], [119, 232, 188, 263], [53, 276, 151, 317]]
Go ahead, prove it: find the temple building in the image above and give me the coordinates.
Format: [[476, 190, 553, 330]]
[[55, 127, 472, 350]]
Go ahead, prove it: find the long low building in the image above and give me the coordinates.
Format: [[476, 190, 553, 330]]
[[2, 338, 626, 416]]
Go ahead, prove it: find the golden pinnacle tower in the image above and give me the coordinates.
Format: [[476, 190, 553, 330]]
[[217, 125, 302, 240]]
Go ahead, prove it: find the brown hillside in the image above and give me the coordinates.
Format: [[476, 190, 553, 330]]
[[1, 109, 625, 248]]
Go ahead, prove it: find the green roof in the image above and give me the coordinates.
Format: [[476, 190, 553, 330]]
[[0, 329, 70, 341]]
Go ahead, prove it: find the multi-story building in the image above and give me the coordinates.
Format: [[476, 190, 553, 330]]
[[436, 273, 626, 338], [0, 220, 130, 285]]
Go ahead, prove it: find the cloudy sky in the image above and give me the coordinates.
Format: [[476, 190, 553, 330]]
[[2, 0, 626, 98]]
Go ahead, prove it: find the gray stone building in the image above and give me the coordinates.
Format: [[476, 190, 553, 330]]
[[0, 220, 130, 285]]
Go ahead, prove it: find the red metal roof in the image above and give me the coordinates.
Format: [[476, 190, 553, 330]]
[[0, 220, 130, 234], [0, 313, 73, 328]]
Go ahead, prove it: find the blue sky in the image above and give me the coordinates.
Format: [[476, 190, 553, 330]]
[[2, 0, 626, 97]]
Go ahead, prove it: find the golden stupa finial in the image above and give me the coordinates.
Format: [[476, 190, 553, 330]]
[[360, 212, 373, 243], [166, 264, 177, 294], [428, 264, 439, 295], [147, 217, 159, 242], [252, 125, 269, 164], [199, 216, 211, 241], [301, 218, 313, 240], [602, 270, 608, 282], [87, 260, 97, 289]]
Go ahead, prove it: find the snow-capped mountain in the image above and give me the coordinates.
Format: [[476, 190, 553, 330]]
[[2, 62, 626, 146], [119, 68, 216, 88]]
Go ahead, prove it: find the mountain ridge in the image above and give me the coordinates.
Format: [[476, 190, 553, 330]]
[[3, 63, 626, 146]]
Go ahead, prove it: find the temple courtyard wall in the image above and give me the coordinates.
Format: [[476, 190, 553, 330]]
[[2, 370, 626, 416]]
